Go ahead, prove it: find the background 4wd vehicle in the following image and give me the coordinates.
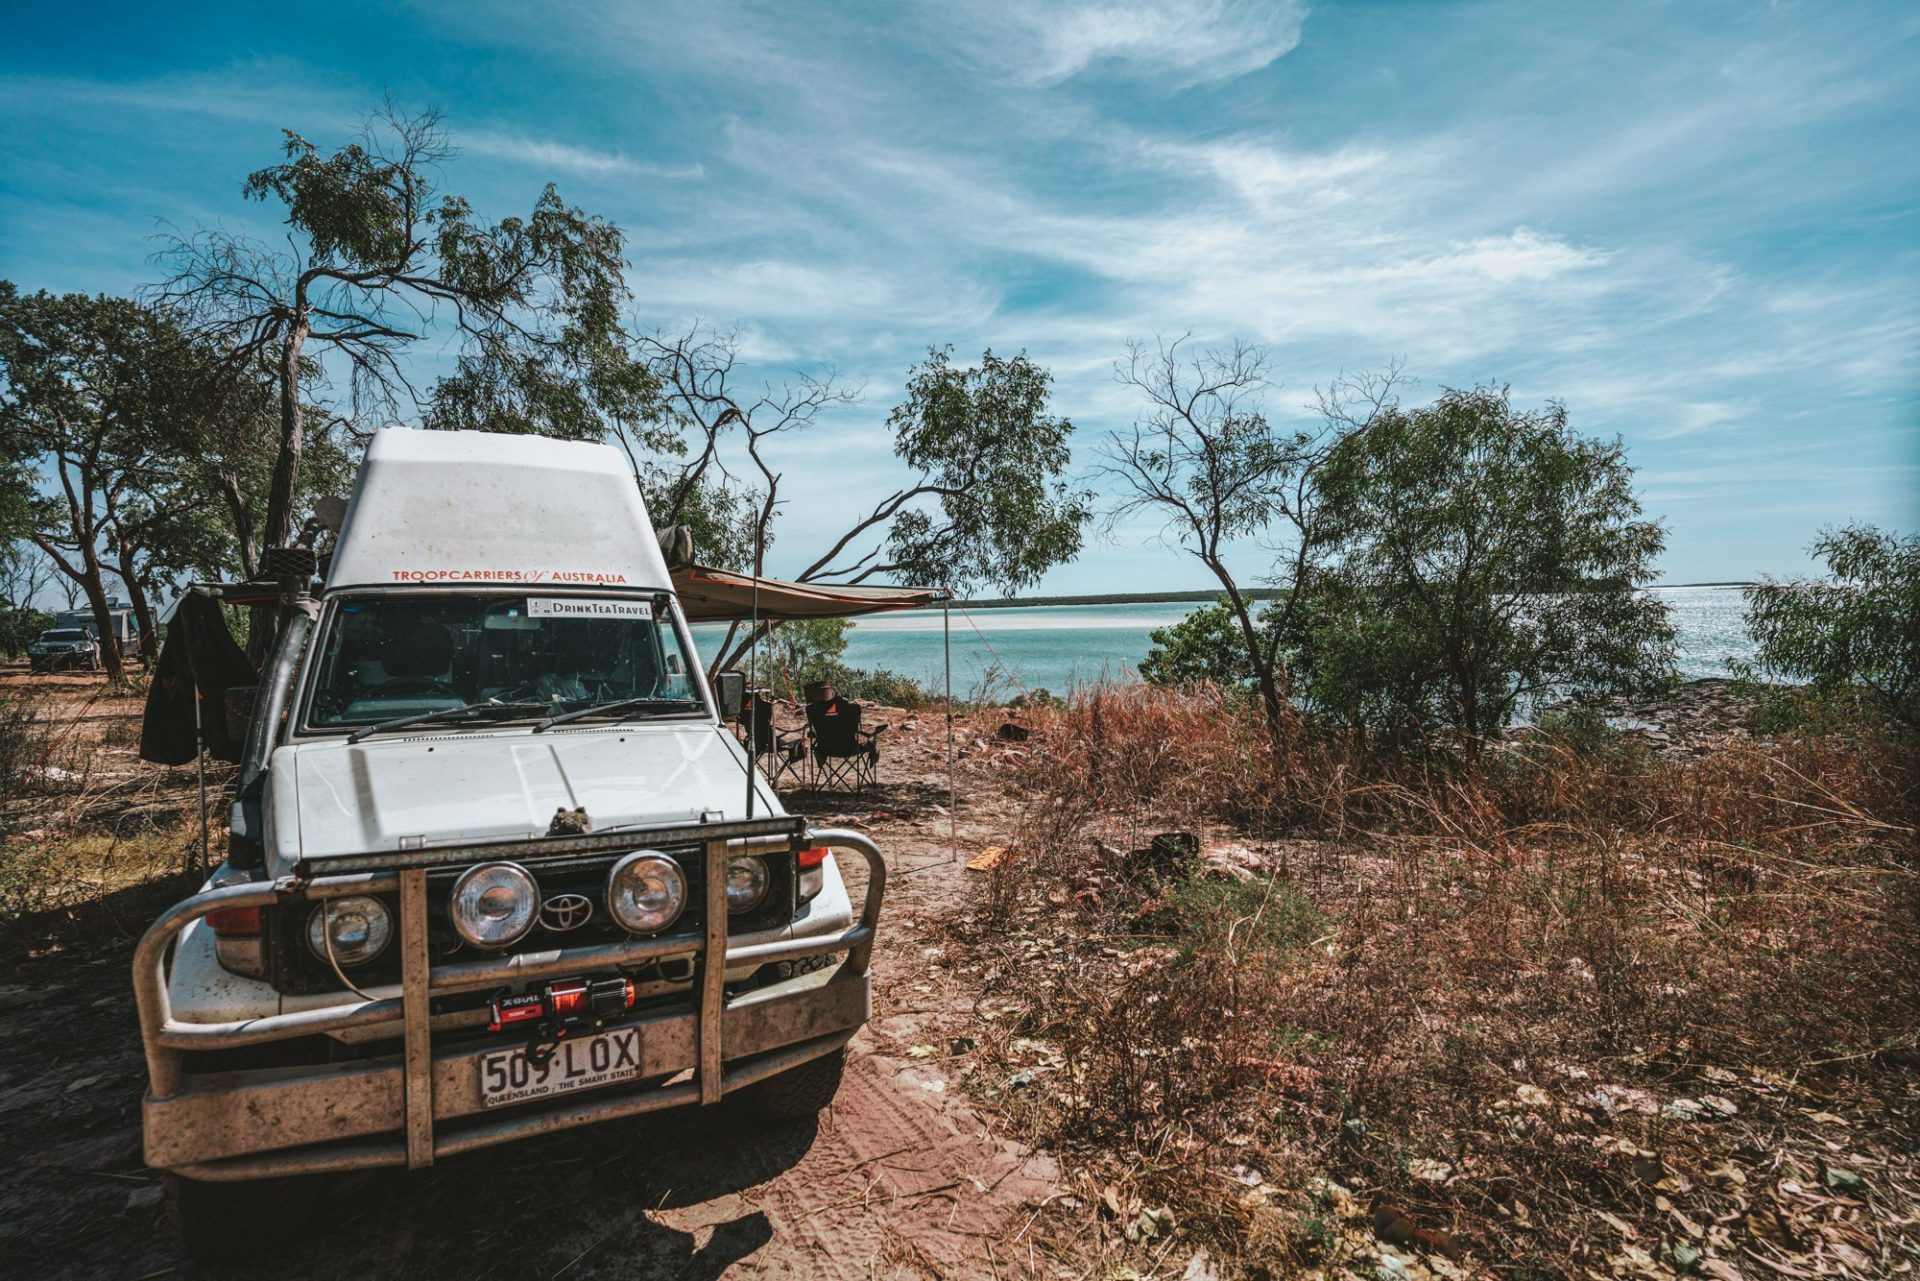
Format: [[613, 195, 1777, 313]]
[[134, 431, 886, 1260], [27, 627, 99, 672]]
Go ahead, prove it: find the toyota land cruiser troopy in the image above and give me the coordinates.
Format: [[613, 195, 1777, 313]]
[[134, 430, 883, 1256]]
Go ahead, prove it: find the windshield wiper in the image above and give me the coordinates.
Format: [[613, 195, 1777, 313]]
[[346, 700, 551, 745], [533, 697, 701, 732]]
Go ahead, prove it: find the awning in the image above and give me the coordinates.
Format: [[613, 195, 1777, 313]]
[[670, 564, 948, 623], [159, 569, 947, 625]]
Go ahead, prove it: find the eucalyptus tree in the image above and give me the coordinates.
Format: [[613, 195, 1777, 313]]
[[0, 286, 210, 672], [1737, 525, 1919, 729], [156, 103, 639, 564], [1098, 338, 1364, 739], [641, 329, 1092, 672], [1297, 387, 1675, 752]]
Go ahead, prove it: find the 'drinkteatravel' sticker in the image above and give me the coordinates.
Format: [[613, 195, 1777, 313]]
[[526, 597, 653, 620], [526, 599, 652, 622]]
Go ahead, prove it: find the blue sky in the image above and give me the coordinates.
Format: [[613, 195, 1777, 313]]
[[3, 0, 1916, 592]]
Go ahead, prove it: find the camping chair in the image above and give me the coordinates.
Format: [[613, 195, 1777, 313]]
[[743, 693, 807, 787], [805, 697, 885, 791]]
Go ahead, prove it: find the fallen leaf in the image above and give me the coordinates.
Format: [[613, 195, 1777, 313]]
[[1705, 1161, 1747, 1189], [1743, 1208, 1800, 1252], [1515, 1083, 1553, 1106], [1607, 1244, 1665, 1278], [965, 845, 1009, 872], [1598, 1209, 1640, 1240], [1181, 1248, 1223, 1281], [905, 1044, 936, 1059], [1590, 1084, 1660, 1115]]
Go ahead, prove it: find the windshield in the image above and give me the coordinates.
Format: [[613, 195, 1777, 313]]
[[302, 592, 703, 730], [43, 630, 86, 642]]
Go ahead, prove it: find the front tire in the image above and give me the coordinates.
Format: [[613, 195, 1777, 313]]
[[163, 1171, 318, 1261], [737, 1046, 847, 1122]]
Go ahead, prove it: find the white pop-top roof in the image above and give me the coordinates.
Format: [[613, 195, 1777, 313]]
[[325, 429, 672, 592]]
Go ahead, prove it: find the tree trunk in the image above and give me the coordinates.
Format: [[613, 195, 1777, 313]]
[[114, 542, 157, 659], [249, 322, 308, 667], [77, 563, 124, 678], [1208, 558, 1287, 748], [218, 469, 259, 580], [262, 323, 309, 555]]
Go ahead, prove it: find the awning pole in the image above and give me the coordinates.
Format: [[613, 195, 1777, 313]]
[[193, 672, 208, 881], [945, 595, 955, 863]]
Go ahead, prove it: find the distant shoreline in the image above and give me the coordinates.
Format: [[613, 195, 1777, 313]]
[[956, 582, 1757, 610]]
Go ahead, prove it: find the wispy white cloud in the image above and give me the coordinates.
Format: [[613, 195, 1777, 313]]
[[971, 0, 1309, 87], [460, 131, 704, 180]]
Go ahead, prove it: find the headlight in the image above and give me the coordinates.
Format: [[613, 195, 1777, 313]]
[[726, 856, 771, 914], [449, 862, 538, 949], [607, 852, 687, 933], [306, 895, 394, 966]]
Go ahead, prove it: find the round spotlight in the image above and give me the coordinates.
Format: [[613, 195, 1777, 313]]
[[725, 856, 771, 914], [607, 851, 688, 934], [306, 895, 394, 967], [449, 862, 538, 949]]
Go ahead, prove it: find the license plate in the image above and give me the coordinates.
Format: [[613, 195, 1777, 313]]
[[478, 1027, 642, 1108]]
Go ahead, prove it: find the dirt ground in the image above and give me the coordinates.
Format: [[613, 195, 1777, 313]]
[[0, 671, 1075, 1280]]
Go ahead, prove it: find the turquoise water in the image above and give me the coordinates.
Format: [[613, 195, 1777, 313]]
[[697, 585, 1756, 698]]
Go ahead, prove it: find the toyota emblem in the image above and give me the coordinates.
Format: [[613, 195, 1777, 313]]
[[539, 893, 594, 932]]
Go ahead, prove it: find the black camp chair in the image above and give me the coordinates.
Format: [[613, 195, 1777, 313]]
[[743, 693, 807, 787], [805, 697, 885, 791]]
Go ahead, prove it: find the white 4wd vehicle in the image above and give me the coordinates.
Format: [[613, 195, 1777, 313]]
[[135, 430, 882, 1257], [28, 626, 100, 672]]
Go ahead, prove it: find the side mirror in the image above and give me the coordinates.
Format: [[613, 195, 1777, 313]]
[[713, 670, 746, 721], [224, 685, 259, 743]]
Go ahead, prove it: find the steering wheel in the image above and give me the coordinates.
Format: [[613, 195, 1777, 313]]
[[370, 676, 459, 698]]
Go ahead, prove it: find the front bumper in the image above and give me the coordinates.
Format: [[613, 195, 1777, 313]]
[[135, 820, 883, 1180]]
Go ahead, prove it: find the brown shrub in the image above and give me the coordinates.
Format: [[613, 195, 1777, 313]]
[[961, 687, 1919, 1277]]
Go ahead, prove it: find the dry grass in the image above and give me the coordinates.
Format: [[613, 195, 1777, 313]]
[[954, 685, 1919, 1280], [0, 680, 215, 954]]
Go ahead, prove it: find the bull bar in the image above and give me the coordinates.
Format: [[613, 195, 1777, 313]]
[[134, 820, 883, 1181]]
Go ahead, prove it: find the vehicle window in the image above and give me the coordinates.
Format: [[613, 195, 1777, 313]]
[[44, 630, 87, 641], [303, 594, 701, 729]]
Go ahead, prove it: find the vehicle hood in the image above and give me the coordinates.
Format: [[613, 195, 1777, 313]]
[[276, 723, 779, 864]]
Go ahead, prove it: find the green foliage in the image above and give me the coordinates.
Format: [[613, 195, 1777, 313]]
[[829, 665, 935, 709], [1138, 599, 1263, 689], [1507, 705, 1652, 772], [744, 619, 935, 707], [1735, 525, 1920, 729], [760, 618, 851, 694], [1297, 387, 1675, 748], [160, 104, 639, 554], [882, 348, 1092, 596], [0, 604, 54, 659], [1163, 873, 1321, 961], [0, 285, 227, 665], [638, 465, 756, 571]]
